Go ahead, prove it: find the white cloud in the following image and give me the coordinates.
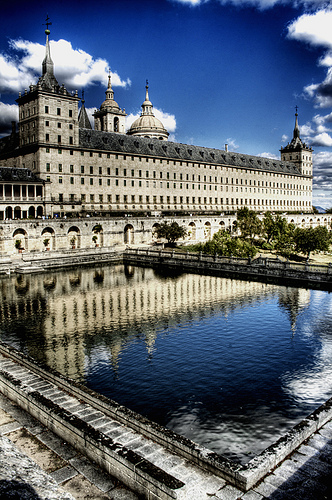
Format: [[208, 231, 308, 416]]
[[171, 0, 330, 10], [311, 132, 332, 147], [257, 152, 279, 159], [287, 10, 332, 49], [225, 138, 239, 150], [288, 10, 332, 109], [0, 37, 130, 95], [0, 102, 19, 134]]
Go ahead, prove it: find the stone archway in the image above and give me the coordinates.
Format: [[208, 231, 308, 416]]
[[13, 228, 28, 252], [28, 206, 35, 218], [204, 221, 211, 239], [152, 223, 160, 242], [5, 206, 13, 219], [124, 224, 134, 245], [92, 224, 103, 247], [68, 226, 80, 249], [14, 206, 21, 219], [188, 222, 196, 240], [41, 227, 55, 251]]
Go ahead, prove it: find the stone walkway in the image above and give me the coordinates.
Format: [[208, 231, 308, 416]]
[[0, 393, 139, 499], [1, 388, 332, 499]]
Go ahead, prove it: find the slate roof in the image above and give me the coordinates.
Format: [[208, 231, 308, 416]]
[[79, 129, 303, 176], [0, 167, 43, 183]]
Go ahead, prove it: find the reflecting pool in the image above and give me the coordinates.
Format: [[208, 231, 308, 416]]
[[1, 264, 332, 463]]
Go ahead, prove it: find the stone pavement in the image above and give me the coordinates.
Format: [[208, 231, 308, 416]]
[[1, 386, 332, 500], [0, 393, 139, 499]]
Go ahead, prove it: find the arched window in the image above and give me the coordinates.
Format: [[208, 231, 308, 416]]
[[114, 117, 119, 132]]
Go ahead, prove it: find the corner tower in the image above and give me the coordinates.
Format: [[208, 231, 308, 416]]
[[93, 75, 126, 133], [280, 109, 313, 177], [16, 23, 80, 151]]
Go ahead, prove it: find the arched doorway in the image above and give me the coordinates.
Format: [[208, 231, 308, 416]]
[[152, 223, 160, 242], [13, 228, 28, 252], [68, 226, 80, 249], [41, 227, 55, 251], [124, 224, 134, 244], [5, 206, 13, 219], [92, 224, 103, 247], [28, 206, 35, 218], [204, 221, 211, 239], [14, 206, 21, 219], [188, 222, 196, 240]]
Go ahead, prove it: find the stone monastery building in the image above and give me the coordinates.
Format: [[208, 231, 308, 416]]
[[0, 28, 313, 220]]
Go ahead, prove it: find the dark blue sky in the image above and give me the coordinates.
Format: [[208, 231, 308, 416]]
[[1, 0, 331, 206]]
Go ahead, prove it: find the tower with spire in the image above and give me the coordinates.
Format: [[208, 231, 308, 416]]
[[280, 109, 313, 177], [16, 20, 80, 151], [93, 74, 126, 133], [127, 81, 169, 140]]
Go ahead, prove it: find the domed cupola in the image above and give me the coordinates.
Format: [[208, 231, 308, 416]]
[[127, 81, 169, 141], [93, 74, 126, 133]]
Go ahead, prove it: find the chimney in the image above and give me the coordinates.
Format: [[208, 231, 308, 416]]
[[225, 143, 228, 152]]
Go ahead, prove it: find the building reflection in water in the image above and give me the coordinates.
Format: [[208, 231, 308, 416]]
[[2, 264, 330, 463]]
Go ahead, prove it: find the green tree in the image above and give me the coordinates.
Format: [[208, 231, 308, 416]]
[[263, 212, 293, 250], [293, 226, 331, 259], [155, 221, 187, 245], [237, 207, 262, 242]]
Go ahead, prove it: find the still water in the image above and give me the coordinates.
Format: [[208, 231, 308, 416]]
[[1, 264, 332, 463]]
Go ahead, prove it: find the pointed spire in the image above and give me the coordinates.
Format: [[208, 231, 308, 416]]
[[105, 72, 114, 101], [141, 80, 154, 116], [78, 90, 92, 129], [293, 106, 300, 140], [39, 17, 59, 91]]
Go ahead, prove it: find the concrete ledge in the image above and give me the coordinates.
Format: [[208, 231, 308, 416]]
[[0, 367, 184, 500], [1, 341, 332, 492]]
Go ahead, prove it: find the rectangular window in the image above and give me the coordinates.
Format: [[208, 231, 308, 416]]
[[57, 108, 61, 116], [46, 163, 50, 172], [45, 106, 49, 114], [59, 176, 62, 184], [99, 167, 102, 175], [90, 178, 93, 185], [70, 165, 74, 173], [69, 137, 73, 144], [45, 134, 49, 142], [81, 178, 84, 184], [90, 166, 93, 174], [70, 177, 74, 184], [107, 179, 110, 186], [69, 109, 72, 117], [90, 194, 94, 202], [57, 135, 61, 143], [81, 166, 84, 173], [99, 179, 102, 186], [58, 164, 62, 172]]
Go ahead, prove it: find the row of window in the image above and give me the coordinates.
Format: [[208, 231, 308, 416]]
[[56, 193, 310, 207], [44, 148, 308, 180], [46, 164, 309, 190]]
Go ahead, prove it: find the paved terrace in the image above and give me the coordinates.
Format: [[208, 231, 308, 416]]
[[0, 344, 332, 499]]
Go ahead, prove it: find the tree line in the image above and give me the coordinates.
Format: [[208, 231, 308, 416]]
[[154, 209, 331, 260]]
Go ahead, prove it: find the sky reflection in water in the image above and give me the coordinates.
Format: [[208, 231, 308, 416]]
[[0, 265, 331, 463]]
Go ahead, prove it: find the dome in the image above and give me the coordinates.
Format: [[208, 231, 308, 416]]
[[128, 114, 168, 139], [127, 82, 169, 140]]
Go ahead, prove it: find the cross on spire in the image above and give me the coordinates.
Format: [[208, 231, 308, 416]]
[[295, 105, 298, 114], [43, 15, 52, 30]]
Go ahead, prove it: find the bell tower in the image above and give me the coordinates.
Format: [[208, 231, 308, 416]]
[[280, 108, 313, 177]]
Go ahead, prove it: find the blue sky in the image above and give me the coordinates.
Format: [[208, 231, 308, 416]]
[[0, 0, 332, 207]]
